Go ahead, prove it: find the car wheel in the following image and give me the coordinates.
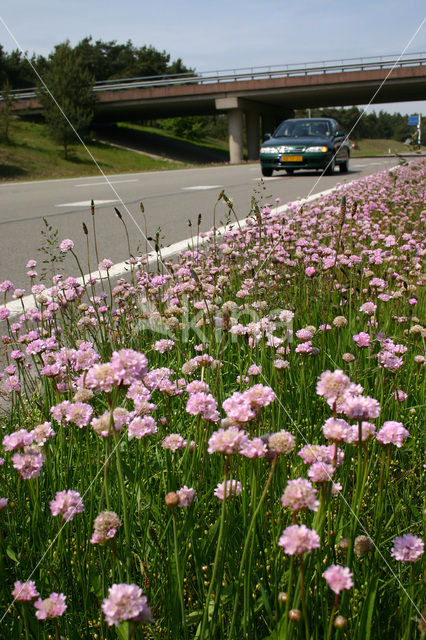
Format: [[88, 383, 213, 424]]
[[261, 167, 273, 177], [339, 152, 350, 173], [285, 169, 294, 175], [324, 156, 335, 175]]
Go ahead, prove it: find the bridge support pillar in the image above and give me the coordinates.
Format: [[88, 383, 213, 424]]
[[246, 111, 260, 160], [228, 108, 244, 164]]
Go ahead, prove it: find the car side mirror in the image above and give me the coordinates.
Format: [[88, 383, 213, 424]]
[[264, 133, 272, 139]]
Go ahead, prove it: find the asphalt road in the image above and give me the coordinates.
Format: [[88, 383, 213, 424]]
[[0, 157, 399, 288]]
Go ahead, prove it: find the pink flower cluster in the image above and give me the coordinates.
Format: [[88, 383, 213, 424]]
[[278, 524, 320, 555], [214, 479, 242, 500], [102, 583, 153, 627], [186, 392, 219, 422], [323, 565, 354, 594], [222, 384, 275, 424], [50, 489, 84, 522], [34, 592, 67, 619]]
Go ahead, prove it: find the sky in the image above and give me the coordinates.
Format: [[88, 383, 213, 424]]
[[0, 1, 425, 116]]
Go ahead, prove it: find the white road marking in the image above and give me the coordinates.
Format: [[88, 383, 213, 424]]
[[181, 185, 223, 191], [75, 179, 139, 188], [55, 199, 119, 207], [252, 176, 281, 181]]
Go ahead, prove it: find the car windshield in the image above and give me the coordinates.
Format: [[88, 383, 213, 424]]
[[273, 120, 331, 138]]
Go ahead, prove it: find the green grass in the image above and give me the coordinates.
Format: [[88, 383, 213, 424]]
[[350, 137, 426, 156], [117, 121, 230, 153], [0, 119, 187, 182]]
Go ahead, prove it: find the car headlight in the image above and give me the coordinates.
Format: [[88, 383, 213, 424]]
[[306, 146, 329, 152], [260, 147, 278, 154]]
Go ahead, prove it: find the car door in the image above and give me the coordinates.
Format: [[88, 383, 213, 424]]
[[332, 121, 347, 160]]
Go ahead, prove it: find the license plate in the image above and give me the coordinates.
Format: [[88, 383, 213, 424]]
[[281, 155, 303, 162]]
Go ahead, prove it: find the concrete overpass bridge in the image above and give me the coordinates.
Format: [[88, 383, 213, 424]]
[[9, 52, 426, 163]]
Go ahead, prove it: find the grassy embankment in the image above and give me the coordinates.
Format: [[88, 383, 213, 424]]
[[0, 119, 186, 182]]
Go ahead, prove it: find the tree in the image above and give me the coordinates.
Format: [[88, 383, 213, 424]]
[[37, 42, 95, 158], [73, 37, 193, 81]]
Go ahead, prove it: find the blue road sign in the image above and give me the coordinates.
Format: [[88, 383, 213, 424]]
[[408, 116, 419, 125]]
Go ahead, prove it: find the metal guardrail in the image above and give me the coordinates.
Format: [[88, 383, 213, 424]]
[[6, 51, 426, 100]]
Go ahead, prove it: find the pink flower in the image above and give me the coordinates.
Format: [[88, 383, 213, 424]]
[[50, 489, 84, 522], [295, 340, 315, 355], [12, 450, 44, 479], [59, 239, 74, 252], [186, 392, 219, 422], [342, 394, 380, 421], [353, 332, 370, 348], [0, 279, 14, 292], [153, 339, 175, 353], [214, 479, 242, 500], [359, 302, 377, 315], [322, 417, 352, 443], [391, 534, 424, 562], [239, 437, 267, 459], [244, 384, 276, 409], [394, 389, 408, 402], [90, 511, 121, 544], [65, 402, 93, 428], [208, 427, 249, 455], [316, 370, 351, 404], [3, 428, 34, 451], [50, 400, 71, 423], [85, 363, 119, 393], [32, 422, 56, 445], [128, 416, 157, 439], [98, 258, 113, 271], [248, 364, 262, 376], [223, 392, 255, 423], [102, 583, 153, 627], [308, 462, 335, 483], [0, 497, 8, 510], [281, 478, 319, 512], [162, 434, 187, 452], [176, 486, 196, 507], [12, 580, 39, 601], [34, 593, 67, 619], [377, 421, 409, 448], [296, 328, 313, 342], [299, 444, 344, 466], [323, 565, 354, 594], [186, 380, 210, 395], [110, 349, 148, 386], [278, 524, 320, 555]]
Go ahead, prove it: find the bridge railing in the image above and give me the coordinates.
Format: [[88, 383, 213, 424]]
[[6, 51, 426, 100]]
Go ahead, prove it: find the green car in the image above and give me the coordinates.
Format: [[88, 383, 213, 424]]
[[260, 117, 350, 177]]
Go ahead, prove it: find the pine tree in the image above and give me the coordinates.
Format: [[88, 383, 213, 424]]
[[37, 42, 95, 158]]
